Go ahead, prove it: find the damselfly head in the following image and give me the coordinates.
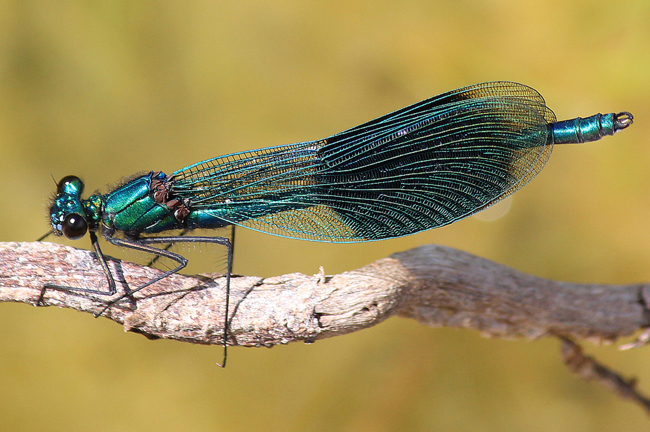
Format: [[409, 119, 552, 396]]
[[49, 175, 88, 240]]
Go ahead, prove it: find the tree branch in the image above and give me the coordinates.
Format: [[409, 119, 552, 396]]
[[2, 241, 649, 346], [3, 241, 650, 414]]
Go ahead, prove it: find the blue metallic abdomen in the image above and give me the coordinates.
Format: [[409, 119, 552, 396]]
[[550, 113, 618, 144]]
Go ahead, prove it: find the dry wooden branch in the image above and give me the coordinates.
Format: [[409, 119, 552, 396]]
[[1, 241, 649, 346], [561, 337, 650, 416], [3, 241, 650, 413]]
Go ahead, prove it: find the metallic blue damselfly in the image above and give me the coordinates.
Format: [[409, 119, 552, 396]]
[[41, 81, 633, 366]]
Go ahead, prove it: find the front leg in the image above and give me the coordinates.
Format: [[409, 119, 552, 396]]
[[38, 231, 117, 306]]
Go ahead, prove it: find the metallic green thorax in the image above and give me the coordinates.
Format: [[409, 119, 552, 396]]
[[50, 172, 174, 237], [49, 171, 234, 239], [101, 172, 179, 235]]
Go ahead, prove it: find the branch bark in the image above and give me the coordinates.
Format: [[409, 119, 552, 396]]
[[3, 241, 650, 414], [1, 241, 649, 346]]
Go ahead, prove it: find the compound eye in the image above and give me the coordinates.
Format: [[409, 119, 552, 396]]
[[57, 175, 83, 194], [61, 213, 88, 240]]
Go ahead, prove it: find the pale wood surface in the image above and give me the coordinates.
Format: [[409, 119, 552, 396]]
[[1, 242, 647, 346], [4, 241, 650, 413]]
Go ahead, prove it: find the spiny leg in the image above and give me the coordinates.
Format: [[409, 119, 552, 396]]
[[39, 229, 234, 367], [102, 234, 233, 367], [145, 225, 235, 268], [144, 228, 190, 267]]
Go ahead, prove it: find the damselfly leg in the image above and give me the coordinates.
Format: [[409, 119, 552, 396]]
[[40, 231, 234, 367]]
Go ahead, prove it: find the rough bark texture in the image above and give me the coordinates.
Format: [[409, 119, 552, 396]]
[[3, 241, 650, 414], [1, 241, 648, 346]]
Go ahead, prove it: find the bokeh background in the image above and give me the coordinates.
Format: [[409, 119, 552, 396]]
[[1, 1, 649, 431]]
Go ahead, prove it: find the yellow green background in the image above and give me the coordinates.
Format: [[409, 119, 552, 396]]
[[1, 1, 650, 431]]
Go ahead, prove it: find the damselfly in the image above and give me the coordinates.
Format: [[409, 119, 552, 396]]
[[41, 81, 633, 366]]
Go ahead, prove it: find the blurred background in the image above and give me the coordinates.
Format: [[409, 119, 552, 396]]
[[1, 1, 649, 431]]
